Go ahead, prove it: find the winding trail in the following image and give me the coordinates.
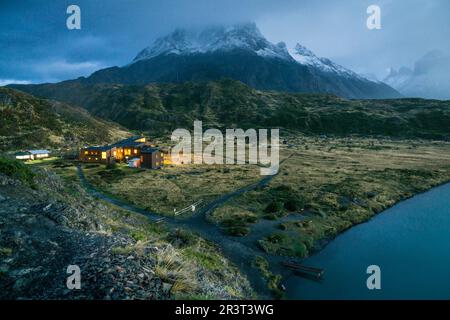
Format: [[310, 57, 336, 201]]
[[76, 156, 298, 298]]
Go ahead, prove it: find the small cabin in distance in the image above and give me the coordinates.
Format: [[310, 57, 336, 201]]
[[15, 150, 51, 161]]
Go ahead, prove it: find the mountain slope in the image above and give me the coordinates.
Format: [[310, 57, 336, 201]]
[[37, 23, 399, 99], [12, 80, 450, 140], [0, 87, 131, 151], [384, 50, 450, 99]]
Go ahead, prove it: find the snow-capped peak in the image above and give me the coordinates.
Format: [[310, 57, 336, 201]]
[[133, 23, 293, 62], [292, 44, 316, 58], [289, 43, 362, 79], [133, 24, 370, 82]]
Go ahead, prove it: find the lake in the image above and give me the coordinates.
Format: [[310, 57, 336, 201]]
[[286, 182, 450, 299]]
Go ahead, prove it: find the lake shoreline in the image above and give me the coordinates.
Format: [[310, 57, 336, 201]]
[[303, 178, 450, 262], [285, 179, 450, 299]]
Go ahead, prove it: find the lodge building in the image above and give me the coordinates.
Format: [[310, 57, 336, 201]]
[[79, 136, 170, 169]]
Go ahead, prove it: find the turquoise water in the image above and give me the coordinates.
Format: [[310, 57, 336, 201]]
[[286, 183, 450, 299]]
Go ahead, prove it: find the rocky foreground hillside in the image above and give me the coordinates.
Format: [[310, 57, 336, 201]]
[[0, 158, 253, 299]]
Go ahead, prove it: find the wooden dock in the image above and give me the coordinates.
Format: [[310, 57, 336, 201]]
[[282, 261, 324, 280]]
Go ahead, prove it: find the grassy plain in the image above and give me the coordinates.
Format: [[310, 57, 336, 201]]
[[210, 135, 450, 257]]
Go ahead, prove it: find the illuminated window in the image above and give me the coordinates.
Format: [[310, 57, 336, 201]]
[[134, 149, 138, 154], [156, 162, 159, 166], [101, 152, 107, 160], [84, 151, 88, 155], [113, 151, 117, 156]]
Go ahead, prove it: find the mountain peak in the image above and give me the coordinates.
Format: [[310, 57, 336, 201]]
[[133, 23, 292, 62], [293, 43, 316, 58], [384, 50, 450, 99], [289, 43, 360, 79], [78, 23, 400, 99]]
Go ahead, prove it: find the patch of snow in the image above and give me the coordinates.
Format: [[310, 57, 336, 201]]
[[132, 23, 375, 85], [133, 23, 293, 62], [383, 66, 414, 89], [289, 43, 364, 79]]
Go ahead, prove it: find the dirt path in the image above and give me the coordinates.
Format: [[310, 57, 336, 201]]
[[76, 156, 300, 298]]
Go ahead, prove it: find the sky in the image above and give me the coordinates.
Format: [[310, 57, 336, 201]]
[[1, 0, 449, 84]]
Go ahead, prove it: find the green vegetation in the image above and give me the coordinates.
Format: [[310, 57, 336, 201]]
[[0, 87, 131, 151], [23, 157, 59, 165], [209, 206, 257, 236], [0, 247, 13, 256], [82, 161, 260, 216], [252, 256, 283, 299], [13, 80, 450, 139], [258, 232, 309, 258], [211, 136, 450, 257], [0, 157, 35, 187]]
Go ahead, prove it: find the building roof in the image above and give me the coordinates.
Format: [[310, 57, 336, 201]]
[[82, 136, 147, 152], [141, 146, 160, 154], [84, 145, 112, 151], [28, 150, 50, 154], [111, 136, 146, 148], [15, 151, 31, 156]]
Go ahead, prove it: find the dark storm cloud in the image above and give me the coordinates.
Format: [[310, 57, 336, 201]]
[[1, 0, 449, 84]]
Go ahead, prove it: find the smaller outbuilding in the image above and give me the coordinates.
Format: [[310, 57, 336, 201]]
[[15, 150, 50, 160], [15, 151, 32, 160], [128, 157, 141, 168], [140, 146, 163, 169]]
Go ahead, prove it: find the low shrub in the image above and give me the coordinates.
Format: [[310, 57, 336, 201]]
[[225, 226, 250, 237], [0, 157, 35, 187], [264, 201, 283, 213], [167, 229, 198, 248]]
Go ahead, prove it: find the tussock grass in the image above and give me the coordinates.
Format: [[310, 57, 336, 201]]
[[154, 246, 198, 294], [0, 156, 35, 187]]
